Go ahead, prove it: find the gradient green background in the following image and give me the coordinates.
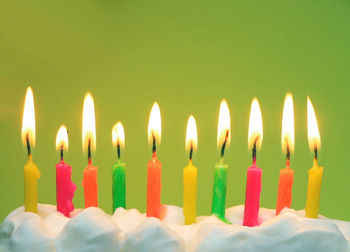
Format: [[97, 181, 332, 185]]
[[1, 0, 349, 222]]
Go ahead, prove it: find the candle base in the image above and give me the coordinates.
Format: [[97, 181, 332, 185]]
[[243, 165, 262, 227], [147, 157, 162, 218], [211, 161, 228, 220], [82, 165, 98, 208], [305, 160, 323, 218], [112, 161, 126, 212], [24, 156, 41, 213], [276, 167, 294, 215]]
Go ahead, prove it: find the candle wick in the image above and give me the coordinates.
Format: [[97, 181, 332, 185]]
[[117, 143, 121, 160], [252, 139, 257, 164], [314, 146, 318, 160], [152, 133, 157, 155], [88, 138, 92, 164], [189, 144, 193, 162], [26, 134, 31, 156], [60, 146, 64, 161], [286, 144, 290, 164], [220, 130, 229, 158]]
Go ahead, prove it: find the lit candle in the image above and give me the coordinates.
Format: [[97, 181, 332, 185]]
[[183, 115, 198, 225], [55, 125, 76, 217], [146, 102, 165, 218], [243, 98, 263, 227], [112, 122, 126, 211], [305, 97, 323, 218], [276, 93, 295, 215], [82, 92, 98, 208], [211, 100, 231, 221], [21, 86, 41, 213]]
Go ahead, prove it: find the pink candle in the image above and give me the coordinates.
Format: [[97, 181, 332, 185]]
[[56, 160, 76, 217], [55, 125, 76, 217], [243, 161, 262, 227], [244, 97, 263, 227]]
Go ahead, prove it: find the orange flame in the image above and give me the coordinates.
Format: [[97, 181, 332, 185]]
[[56, 125, 68, 151], [21, 87, 36, 147], [281, 93, 295, 153], [307, 97, 321, 151], [148, 102, 161, 145], [217, 99, 231, 149], [82, 92, 96, 153], [248, 98, 263, 150], [112, 122, 125, 148], [186, 115, 198, 151]]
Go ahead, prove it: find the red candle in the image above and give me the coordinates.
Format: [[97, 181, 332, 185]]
[[276, 93, 295, 215], [82, 93, 98, 208], [146, 102, 165, 218], [56, 125, 76, 217], [243, 161, 262, 227], [243, 98, 263, 227]]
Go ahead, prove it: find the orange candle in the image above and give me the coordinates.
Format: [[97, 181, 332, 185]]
[[146, 102, 165, 218], [82, 92, 98, 208], [147, 153, 162, 218], [276, 93, 295, 215], [276, 164, 294, 215], [83, 162, 98, 208]]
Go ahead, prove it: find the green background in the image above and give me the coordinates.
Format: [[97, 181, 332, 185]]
[[0, 0, 349, 222]]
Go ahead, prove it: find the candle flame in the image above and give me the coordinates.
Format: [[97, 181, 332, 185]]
[[56, 125, 68, 151], [148, 102, 161, 145], [112, 122, 125, 148], [307, 97, 321, 151], [281, 93, 295, 153], [248, 98, 263, 150], [186, 115, 198, 151], [21, 86, 36, 147], [217, 99, 231, 148], [82, 92, 96, 153]]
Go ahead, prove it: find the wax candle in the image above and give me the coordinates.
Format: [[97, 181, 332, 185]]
[[276, 93, 295, 215], [212, 160, 228, 219], [183, 115, 198, 225], [112, 122, 126, 211], [305, 97, 323, 218], [244, 162, 262, 226], [276, 165, 294, 215], [24, 155, 41, 213], [22, 87, 41, 213], [55, 125, 76, 217], [146, 102, 165, 219], [83, 163, 98, 208], [82, 93, 98, 208], [243, 98, 263, 227], [211, 100, 231, 221]]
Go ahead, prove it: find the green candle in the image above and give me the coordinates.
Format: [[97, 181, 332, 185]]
[[211, 160, 228, 219], [112, 122, 126, 212], [211, 99, 231, 222], [112, 160, 126, 210]]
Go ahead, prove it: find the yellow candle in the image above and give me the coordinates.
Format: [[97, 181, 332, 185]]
[[21, 87, 41, 213], [24, 155, 41, 212], [183, 115, 198, 225], [183, 161, 197, 224], [305, 96, 323, 218], [305, 159, 323, 218]]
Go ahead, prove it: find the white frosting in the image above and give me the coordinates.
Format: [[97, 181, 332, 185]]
[[0, 204, 349, 252]]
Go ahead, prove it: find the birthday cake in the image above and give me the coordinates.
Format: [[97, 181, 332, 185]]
[[0, 204, 349, 252]]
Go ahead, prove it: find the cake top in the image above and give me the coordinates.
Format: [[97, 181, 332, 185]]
[[0, 204, 349, 252]]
